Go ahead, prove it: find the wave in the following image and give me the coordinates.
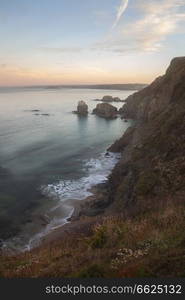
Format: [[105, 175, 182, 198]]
[[42, 151, 121, 201]]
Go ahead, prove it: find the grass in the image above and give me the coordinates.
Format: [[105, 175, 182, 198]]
[[0, 198, 185, 278]]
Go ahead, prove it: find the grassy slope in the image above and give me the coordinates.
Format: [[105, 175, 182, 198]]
[[0, 200, 185, 278]]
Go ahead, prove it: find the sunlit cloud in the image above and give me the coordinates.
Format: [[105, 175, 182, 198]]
[[97, 0, 185, 53], [112, 0, 129, 29]]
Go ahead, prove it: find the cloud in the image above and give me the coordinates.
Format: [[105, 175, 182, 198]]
[[97, 0, 185, 53], [112, 0, 129, 29], [41, 47, 83, 53], [0, 63, 7, 68]]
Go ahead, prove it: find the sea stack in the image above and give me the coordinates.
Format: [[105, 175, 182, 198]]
[[92, 103, 117, 119], [76, 101, 88, 115]]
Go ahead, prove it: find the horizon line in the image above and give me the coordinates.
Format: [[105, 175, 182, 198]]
[[0, 83, 148, 89]]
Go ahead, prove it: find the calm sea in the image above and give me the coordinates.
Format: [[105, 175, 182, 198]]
[[0, 87, 134, 250]]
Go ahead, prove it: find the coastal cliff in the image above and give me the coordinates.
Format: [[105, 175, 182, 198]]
[[107, 57, 185, 216], [119, 57, 185, 120], [1, 57, 185, 278]]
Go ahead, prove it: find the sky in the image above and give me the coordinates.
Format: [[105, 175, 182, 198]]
[[0, 0, 185, 86]]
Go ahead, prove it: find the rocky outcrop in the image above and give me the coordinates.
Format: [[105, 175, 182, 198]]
[[94, 95, 125, 103], [102, 95, 123, 103], [102, 95, 113, 102], [92, 103, 117, 119], [119, 57, 185, 121], [74, 101, 88, 115]]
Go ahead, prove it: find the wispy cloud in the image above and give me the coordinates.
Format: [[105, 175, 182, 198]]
[[97, 0, 185, 53], [41, 47, 83, 53], [112, 0, 129, 29], [0, 63, 7, 68]]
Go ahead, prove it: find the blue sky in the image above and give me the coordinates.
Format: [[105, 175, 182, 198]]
[[0, 0, 185, 86]]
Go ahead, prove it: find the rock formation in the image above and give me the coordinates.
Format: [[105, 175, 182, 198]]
[[74, 101, 88, 115], [102, 95, 114, 102], [92, 103, 117, 119], [94, 95, 124, 103], [112, 97, 122, 102]]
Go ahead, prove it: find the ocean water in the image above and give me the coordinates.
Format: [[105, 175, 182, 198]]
[[0, 87, 134, 250]]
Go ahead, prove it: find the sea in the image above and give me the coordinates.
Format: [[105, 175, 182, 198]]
[[0, 87, 135, 251]]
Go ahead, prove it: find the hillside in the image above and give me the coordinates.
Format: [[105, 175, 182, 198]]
[[0, 57, 185, 278]]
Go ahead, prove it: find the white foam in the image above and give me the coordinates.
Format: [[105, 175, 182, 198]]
[[42, 152, 121, 201]]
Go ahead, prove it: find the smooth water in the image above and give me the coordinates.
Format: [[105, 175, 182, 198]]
[[0, 87, 134, 250]]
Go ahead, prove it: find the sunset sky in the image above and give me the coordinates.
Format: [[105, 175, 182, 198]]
[[0, 0, 185, 86]]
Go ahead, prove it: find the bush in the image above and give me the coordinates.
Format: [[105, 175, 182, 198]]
[[90, 225, 107, 249]]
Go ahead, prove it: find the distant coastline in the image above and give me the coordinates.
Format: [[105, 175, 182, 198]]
[[44, 84, 147, 91], [0, 83, 147, 92]]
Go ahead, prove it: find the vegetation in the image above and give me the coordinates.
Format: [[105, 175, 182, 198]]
[[0, 199, 184, 278]]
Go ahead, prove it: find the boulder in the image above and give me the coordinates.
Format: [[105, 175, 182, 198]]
[[92, 103, 117, 119]]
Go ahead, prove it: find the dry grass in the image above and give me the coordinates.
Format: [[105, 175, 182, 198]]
[[0, 198, 185, 278]]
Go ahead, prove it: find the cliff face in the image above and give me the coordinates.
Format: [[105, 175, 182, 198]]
[[120, 57, 185, 121], [108, 57, 185, 215]]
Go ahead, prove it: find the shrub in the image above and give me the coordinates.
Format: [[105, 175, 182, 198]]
[[89, 225, 107, 249]]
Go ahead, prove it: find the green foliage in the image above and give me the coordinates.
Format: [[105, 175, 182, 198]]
[[89, 225, 107, 249]]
